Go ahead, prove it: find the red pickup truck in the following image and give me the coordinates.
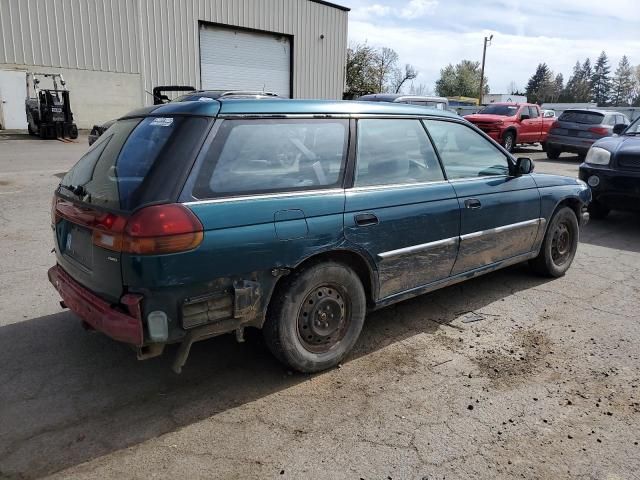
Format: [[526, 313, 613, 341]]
[[464, 103, 555, 152]]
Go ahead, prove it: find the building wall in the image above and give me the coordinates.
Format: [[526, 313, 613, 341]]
[[136, 0, 348, 102], [0, 0, 348, 127]]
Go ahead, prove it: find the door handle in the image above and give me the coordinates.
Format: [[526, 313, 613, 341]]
[[354, 213, 379, 226], [464, 199, 482, 209]]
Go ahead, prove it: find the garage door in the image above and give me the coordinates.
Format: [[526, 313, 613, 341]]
[[200, 25, 291, 98]]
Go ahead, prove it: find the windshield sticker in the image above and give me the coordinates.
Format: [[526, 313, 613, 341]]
[[198, 97, 215, 102], [150, 117, 174, 127]]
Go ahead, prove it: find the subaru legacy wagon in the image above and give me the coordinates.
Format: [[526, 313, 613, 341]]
[[49, 99, 591, 373]]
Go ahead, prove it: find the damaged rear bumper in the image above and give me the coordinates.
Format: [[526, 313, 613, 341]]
[[48, 265, 144, 346]]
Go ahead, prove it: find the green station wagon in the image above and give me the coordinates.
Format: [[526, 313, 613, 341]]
[[49, 99, 591, 373]]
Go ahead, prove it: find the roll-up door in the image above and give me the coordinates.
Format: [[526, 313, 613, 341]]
[[199, 24, 291, 98]]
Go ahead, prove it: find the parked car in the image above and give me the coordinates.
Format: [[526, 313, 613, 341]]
[[49, 99, 590, 374], [578, 115, 640, 218], [88, 89, 281, 145], [357, 94, 449, 111], [464, 103, 555, 152], [546, 109, 630, 159], [542, 110, 556, 118]]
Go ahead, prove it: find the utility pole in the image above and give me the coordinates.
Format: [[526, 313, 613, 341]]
[[479, 34, 493, 105]]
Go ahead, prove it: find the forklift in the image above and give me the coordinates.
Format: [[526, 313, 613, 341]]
[[25, 73, 78, 140]]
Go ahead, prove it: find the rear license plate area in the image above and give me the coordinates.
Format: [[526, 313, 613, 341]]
[[64, 224, 93, 268]]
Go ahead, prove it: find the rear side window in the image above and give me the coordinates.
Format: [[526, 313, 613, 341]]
[[192, 119, 348, 198], [528, 106, 539, 118], [558, 111, 604, 124], [61, 116, 209, 210], [355, 119, 444, 187], [423, 120, 510, 179]]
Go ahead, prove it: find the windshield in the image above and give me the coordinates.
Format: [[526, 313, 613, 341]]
[[60, 116, 209, 210], [624, 116, 640, 134], [478, 105, 519, 116]]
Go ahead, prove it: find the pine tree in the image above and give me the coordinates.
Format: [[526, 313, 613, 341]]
[[575, 58, 593, 102], [552, 73, 564, 102], [591, 51, 612, 105], [562, 61, 583, 102], [611, 55, 634, 106], [525, 63, 553, 104]]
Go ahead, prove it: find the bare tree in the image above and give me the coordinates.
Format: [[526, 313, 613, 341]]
[[409, 82, 432, 96], [374, 47, 399, 92], [392, 64, 418, 94]]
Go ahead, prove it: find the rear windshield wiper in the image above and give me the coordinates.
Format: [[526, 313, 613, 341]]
[[59, 184, 87, 197]]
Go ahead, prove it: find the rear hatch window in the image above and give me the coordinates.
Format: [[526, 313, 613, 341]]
[[54, 115, 209, 301], [558, 111, 604, 125], [60, 116, 209, 211]]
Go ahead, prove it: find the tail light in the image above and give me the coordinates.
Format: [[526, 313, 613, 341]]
[[589, 126, 609, 136], [51, 196, 61, 224], [550, 120, 559, 130], [121, 204, 204, 254], [54, 199, 203, 255]]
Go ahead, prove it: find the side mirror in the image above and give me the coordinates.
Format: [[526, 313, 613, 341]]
[[613, 123, 627, 135], [514, 157, 534, 176], [519, 114, 530, 121]]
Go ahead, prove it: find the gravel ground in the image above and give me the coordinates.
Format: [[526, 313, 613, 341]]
[[0, 136, 638, 479]]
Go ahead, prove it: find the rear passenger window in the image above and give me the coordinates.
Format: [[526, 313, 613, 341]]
[[192, 119, 348, 197], [355, 119, 444, 187], [423, 120, 510, 179]]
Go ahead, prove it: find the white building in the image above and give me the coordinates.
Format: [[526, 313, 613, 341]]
[[482, 93, 528, 104], [0, 0, 349, 129]]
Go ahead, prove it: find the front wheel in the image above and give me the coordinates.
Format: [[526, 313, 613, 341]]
[[263, 262, 367, 373], [530, 207, 579, 277]]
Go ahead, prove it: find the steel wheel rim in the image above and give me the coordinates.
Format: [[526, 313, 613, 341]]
[[297, 284, 350, 353], [551, 222, 572, 266]]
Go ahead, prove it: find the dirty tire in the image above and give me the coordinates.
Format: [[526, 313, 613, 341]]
[[588, 200, 610, 220], [547, 146, 561, 160], [263, 262, 366, 373], [530, 207, 579, 277], [502, 131, 515, 152]]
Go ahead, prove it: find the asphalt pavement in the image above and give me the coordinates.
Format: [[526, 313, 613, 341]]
[[0, 135, 638, 480]]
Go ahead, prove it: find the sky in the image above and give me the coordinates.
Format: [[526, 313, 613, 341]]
[[345, 0, 640, 94]]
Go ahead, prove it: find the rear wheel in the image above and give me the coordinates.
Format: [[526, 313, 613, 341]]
[[263, 262, 366, 372], [588, 200, 610, 220], [530, 207, 579, 277], [502, 131, 515, 152], [547, 146, 561, 160]]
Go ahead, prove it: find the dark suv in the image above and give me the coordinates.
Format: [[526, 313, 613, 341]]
[[579, 115, 640, 218], [50, 99, 590, 374], [547, 109, 630, 159]]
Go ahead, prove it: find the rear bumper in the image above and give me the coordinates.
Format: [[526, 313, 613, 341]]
[[547, 134, 595, 153], [48, 265, 144, 346]]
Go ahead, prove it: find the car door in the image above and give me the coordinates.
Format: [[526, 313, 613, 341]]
[[519, 106, 537, 142], [423, 119, 542, 275], [344, 118, 460, 300]]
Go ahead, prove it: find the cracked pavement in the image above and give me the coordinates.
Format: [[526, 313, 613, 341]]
[[0, 138, 638, 479]]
